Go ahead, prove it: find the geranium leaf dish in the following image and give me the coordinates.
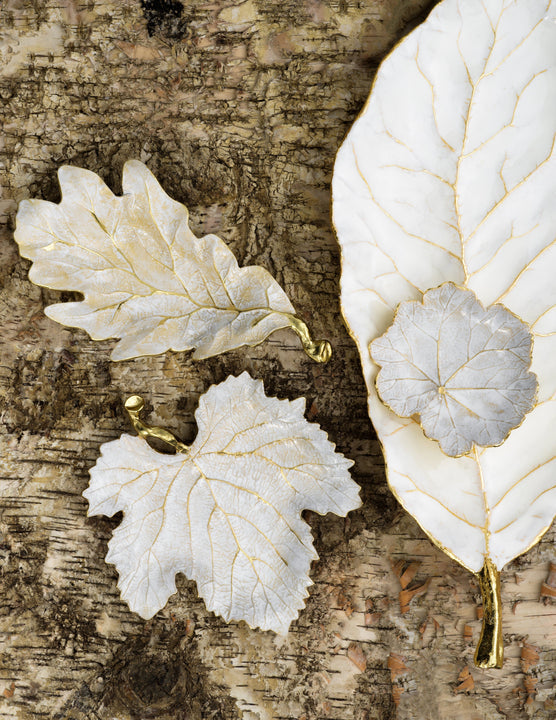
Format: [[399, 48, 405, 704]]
[[371, 283, 537, 458], [333, 0, 556, 667], [84, 373, 361, 632], [14, 160, 331, 363]]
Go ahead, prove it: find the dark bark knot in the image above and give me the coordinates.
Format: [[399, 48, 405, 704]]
[[140, 0, 188, 40]]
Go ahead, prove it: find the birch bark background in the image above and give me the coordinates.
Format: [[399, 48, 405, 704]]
[[0, 1, 554, 719]]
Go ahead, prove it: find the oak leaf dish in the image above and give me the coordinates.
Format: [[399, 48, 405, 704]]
[[14, 161, 330, 363]]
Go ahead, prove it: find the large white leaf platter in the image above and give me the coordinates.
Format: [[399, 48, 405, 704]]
[[14, 161, 330, 363], [332, 0, 556, 666], [84, 373, 361, 633]]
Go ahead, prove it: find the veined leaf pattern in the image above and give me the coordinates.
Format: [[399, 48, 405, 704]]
[[14, 161, 330, 362], [371, 283, 537, 458], [84, 373, 361, 632], [333, 0, 556, 572]]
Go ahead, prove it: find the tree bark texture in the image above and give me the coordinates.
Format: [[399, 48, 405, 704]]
[[0, 1, 555, 718]]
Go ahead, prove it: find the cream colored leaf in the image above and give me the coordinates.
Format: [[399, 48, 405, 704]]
[[333, 0, 556, 574], [83, 373, 360, 632], [14, 161, 330, 362]]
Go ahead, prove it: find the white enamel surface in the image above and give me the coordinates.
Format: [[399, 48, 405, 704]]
[[371, 283, 537, 457], [333, 0, 556, 571], [14, 160, 294, 360], [84, 373, 361, 632]]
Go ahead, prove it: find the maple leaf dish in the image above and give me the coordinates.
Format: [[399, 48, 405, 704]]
[[370, 283, 538, 458]]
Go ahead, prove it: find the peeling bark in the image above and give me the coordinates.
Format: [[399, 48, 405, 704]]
[[0, 1, 554, 718]]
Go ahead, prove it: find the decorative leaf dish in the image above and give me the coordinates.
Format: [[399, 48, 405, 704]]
[[371, 282, 537, 458], [84, 373, 361, 632], [14, 160, 331, 363], [332, 0, 556, 667]]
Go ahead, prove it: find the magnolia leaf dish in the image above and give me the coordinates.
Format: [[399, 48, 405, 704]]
[[14, 160, 331, 363], [333, 0, 556, 667], [84, 373, 361, 632]]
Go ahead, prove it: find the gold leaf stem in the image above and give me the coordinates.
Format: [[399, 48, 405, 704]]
[[284, 314, 332, 363], [125, 396, 189, 454], [474, 557, 503, 669]]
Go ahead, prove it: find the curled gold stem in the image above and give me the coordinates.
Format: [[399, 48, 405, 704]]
[[474, 558, 503, 669], [285, 314, 332, 364], [124, 395, 189, 454]]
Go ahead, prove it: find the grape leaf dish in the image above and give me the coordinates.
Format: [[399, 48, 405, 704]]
[[84, 373, 361, 632]]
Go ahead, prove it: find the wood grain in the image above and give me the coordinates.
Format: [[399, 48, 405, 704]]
[[0, 1, 554, 718]]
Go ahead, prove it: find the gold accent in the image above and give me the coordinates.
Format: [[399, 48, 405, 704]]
[[284, 314, 332, 363], [474, 558, 503, 669], [124, 395, 189, 454]]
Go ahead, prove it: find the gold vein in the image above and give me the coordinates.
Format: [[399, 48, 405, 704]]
[[492, 483, 556, 534], [473, 447, 491, 556], [395, 469, 483, 530], [491, 454, 556, 510], [495, 225, 556, 303], [380, 164, 455, 191], [352, 147, 460, 282], [454, 5, 503, 282], [481, 15, 548, 82], [415, 47, 456, 153], [467, 222, 540, 278]]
